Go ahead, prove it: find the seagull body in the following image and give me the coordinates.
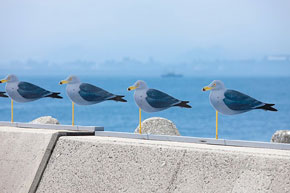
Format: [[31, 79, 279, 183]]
[[203, 80, 277, 115], [128, 80, 191, 112], [60, 76, 127, 105], [0, 91, 8, 98], [0, 74, 62, 102]]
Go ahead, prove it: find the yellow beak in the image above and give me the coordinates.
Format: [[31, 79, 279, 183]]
[[127, 86, 137, 91], [202, 86, 213, 91], [0, 79, 8, 83], [59, 80, 69, 85]]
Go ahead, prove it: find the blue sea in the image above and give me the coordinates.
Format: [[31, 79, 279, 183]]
[[0, 75, 289, 142]]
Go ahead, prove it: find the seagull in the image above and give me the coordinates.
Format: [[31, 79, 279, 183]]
[[59, 75, 127, 125], [202, 80, 277, 139], [0, 74, 63, 122], [0, 74, 62, 102], [128, 80, 191, 133], [0, 92, 8, 98]]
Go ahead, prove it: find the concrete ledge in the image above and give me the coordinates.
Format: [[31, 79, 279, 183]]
[[37, 136, 290, 193], [0, 126, 95, 193], [95, 131, 290, 150], [2, 126, 290, 193], [0, 121, 104, 132]]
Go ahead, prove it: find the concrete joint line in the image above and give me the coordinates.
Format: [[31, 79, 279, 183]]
[[28, 133, 61, 193], [166, 150, 187, 193], [25, 131, 95, 193]]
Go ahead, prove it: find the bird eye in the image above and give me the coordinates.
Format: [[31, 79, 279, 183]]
[[213, 83, 216, 86]]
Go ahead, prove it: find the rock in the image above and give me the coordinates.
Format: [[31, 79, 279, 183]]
[[30, 116, 60, 125], [271, 130, 290, 143], [134, 117, 180, 136]]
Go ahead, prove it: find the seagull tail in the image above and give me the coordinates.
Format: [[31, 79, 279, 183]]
[[255, 103, 278, 111], [45, 92, 63, 99], [174, 101, 192, 108], [109, 95, 127, 102], [0, 92, 8, 98]]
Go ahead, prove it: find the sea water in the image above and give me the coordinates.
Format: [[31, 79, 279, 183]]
[[0, 75, 289, 142]]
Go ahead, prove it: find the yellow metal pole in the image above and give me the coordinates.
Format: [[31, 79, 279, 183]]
[[139, 108, 141, 134], [72, 102, 75, 126], [11, 99, 14, 123], [216, 111, 218, 139]]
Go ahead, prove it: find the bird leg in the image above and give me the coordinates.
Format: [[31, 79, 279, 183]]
[[72, 102, 75, 126], [216, 111, 218, 139], [139, 108, 142, 134], [11, 99, 13, 123]]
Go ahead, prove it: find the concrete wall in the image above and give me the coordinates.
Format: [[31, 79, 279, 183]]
[[36, 136, 290, 193], [0, 126, 93, 193]]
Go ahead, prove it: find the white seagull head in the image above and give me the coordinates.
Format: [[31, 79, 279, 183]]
[[0, 74, 19, 83], [127, 80, 148, 91], [202, 80, 225, 92], [59, 75, 81, 85]]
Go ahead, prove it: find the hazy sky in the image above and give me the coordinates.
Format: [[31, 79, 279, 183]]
[[0, 0, 290, 63]]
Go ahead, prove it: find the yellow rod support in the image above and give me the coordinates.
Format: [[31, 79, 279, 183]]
[[72, 102, 75, 126], [216, 111, 218, 139], [139, 108, 141, 134], [11, 99, 14, 123]]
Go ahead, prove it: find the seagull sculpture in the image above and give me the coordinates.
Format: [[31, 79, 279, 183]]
[[202, 80, 277, 139], [0, 74, 62, 122], [128, 80, 191, 134], [60, 75, 127, 125]]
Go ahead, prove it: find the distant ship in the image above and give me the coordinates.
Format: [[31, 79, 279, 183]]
[[161, 72, 183, 78]]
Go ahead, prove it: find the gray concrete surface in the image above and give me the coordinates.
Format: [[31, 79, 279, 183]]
[[0, 126, 94, 193], [134, 117, 180, 136], [0, 121, 104, 132], [95, 131, 290, 150], [37, 136, 290, 193], [271, 130, 290, 143]]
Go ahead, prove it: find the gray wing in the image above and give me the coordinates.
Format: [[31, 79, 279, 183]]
[[17, 82, 51, 99], [146, 89, 179, 108], [223, 89, 263, 111], [79, 83, 114, 102]]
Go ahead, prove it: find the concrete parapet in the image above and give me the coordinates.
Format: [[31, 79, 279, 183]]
[[0, 121, 104, 132], [0, 126, 94, 193], [37, 136, 290, 193]]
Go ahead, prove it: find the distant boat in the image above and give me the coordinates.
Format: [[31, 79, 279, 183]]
[[161, 72, 183, 78]]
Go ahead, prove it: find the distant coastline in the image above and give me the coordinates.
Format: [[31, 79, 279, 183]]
[[161, 73, 183, 78]]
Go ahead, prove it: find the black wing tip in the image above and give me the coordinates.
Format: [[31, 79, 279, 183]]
[[256, 103, 278, 111], [46, 92, 63, 99], [175, 101, 192, 108], [110, 95, 127, 102], [0, 92, 8, 98]]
